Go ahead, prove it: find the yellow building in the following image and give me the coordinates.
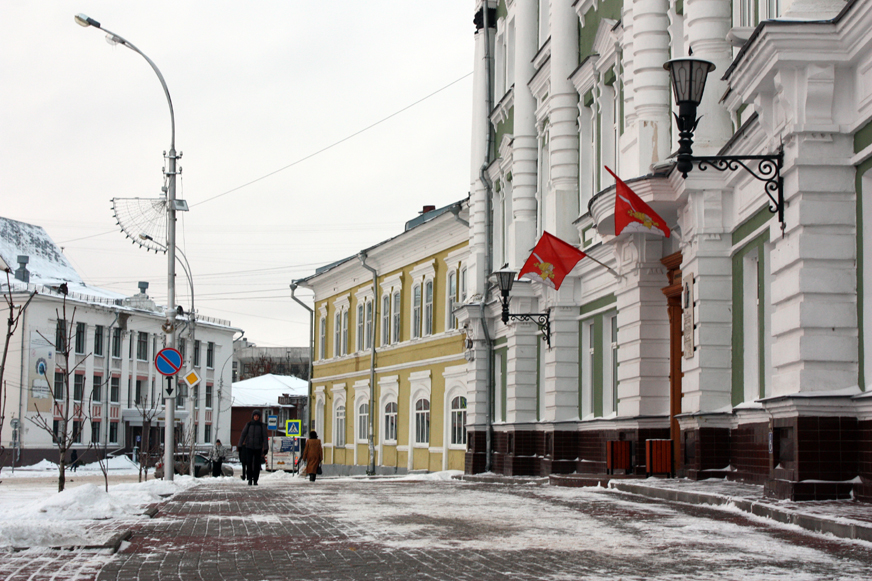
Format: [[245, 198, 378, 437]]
[[296, 201, 470, 474]]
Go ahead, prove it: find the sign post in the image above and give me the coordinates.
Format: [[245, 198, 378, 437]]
[[155, 347, 183, 481]]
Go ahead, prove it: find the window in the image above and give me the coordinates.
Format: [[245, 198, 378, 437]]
[[193, 340, 201, 367], [384, 401, 397, 442], [111, 328, 121, 358], [392, 291, 401, 343], [128, 331, 134, 359], [334, 312, 342, 357], [75, 322, 86, 354], [412, 284, 422, 339], [341, 310, 349, 355], [415, 399, 430, 444], [204, 424, 212, 443], [447, 270, 457, 329], [73, 374, 84, 402], [94, 325, 104, 356], [451, 396, 467, 446], [194, 424, 199, 444], [127, 379, 132, 405], [358, 402, 369, 441], [54, 371, 64, 400], [136, 331, 148, 361], [72, 421, 82, 444], [151, 379, 156, 405], [91, 421, 101, 444], [193, 386, 199, 409], [357, 303, 365, 351], [53, 419, 61, 443], [460, 267, 468, 304], [424, 280, 433, 336], [207, 342, 215, 368], [109, 422, 118, 444], [110, 377, 119, 403], [381, 295, 391, 346], [92, 374, 102, 403], [365, 301, 373, 350], [176, 383, 185, 409], [205, 384, 213, 409], [319, 316, 326, 359], [135, 379, 144, 406], [55, 319, 66, 352], [335, 405, 346, 447], [580, 307, 618, 419], [179, 338, 187, 362]]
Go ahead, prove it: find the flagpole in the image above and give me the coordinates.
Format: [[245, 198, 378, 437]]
[[584, 254, 622, 279]]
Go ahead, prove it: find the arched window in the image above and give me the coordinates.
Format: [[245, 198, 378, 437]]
[[450, 396, 467, 445], [415, 398, 430, 444], [384, 401, 397, 442], [335, 405, 346, 447], [358, 402, 369, 441]]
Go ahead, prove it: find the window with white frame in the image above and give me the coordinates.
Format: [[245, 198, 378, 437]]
[[75, 322, 86, 354], [319, 316, 326, 359], [447, 270, 457, 329], [392, 291, 401, 343], [341, 310, 349, 355], [357, 402, 369, 441], [450, 396, 467, 445], [460, 267, 467, 303], [365, 300, 373, 350], [334, 312, 342, 357], [424, 280, 434, 336], [206, 342, 215, 368], [384, 401, 397, 442], [414, 399, 430, 444], [381, 295, 391, 346], [335, 405, 346, 447], [357, 303, 365, 352], [412, 284, 422, 339], [136, 332, 148, 361], [580, 307, 619, 419]]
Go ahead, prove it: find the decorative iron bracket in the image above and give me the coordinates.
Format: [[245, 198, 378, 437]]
[[504, 311, 552, 349], [692, 148, 784, 233]]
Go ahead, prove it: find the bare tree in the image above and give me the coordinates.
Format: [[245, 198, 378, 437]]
[[0, 269, 36, 473], [87, 376, 111, 492], [133, 379, 162, 482], [28, 286, 92, 492]]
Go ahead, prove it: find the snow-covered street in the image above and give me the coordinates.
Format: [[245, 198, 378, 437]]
[[2, 465, 871, 580]]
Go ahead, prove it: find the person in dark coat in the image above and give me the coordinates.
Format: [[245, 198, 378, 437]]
[[302, 430, 323, 482], [238, 411, 269, 485], [70, 449, 78, 472]]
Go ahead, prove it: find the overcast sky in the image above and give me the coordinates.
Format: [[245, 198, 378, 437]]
[[1, 2, 475, 348]]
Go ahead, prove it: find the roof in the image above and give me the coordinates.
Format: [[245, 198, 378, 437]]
[[231, 374, 308, 407], [0, 216, 84, 286]]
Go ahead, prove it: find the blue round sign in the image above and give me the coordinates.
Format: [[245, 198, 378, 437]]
[[155, 347, 183, 376]]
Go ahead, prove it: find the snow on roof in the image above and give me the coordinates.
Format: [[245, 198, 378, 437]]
[[231, 374, 308, 407], [0, 216, 83, 285]]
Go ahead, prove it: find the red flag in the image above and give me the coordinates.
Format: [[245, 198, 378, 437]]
[[605, 166, 670, 238], [518, 232, 587, 290]]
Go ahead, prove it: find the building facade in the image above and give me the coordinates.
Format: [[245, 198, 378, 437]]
[[299, 202, 470, 474], [462, 0, 872, 501], [0, 217, 239, 467]]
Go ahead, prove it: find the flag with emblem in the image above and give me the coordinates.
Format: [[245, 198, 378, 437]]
[[518, 231, 587, 290], [605, 166, 670, 238]]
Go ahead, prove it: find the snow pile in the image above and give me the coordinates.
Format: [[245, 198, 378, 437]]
[[395, 470, 462, 482], [0, 476, 200, 548], [3, 455, 141, 478]]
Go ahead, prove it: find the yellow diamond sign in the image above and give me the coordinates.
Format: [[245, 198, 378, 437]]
[[183, 370, 201, 387]]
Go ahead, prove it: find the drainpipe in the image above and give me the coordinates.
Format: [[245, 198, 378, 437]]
[[289, 282, 314, 442], [357, 251, 378, 476], [450, 201, 470, 228]]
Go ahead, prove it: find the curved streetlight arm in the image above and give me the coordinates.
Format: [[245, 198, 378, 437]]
[[140, 234, 194, 313], [289, 282, 314, 438]]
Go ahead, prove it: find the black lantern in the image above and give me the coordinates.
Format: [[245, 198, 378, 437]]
[[664, 57, 785, 232], [494, 268, 552, 348]]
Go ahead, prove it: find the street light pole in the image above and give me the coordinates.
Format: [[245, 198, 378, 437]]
[[76, 14, 180, 480]]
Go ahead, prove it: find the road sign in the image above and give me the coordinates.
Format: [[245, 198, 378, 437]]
[[155, 348, 183, 376], [285, 419, 302, 437], [183, 369, 201, 387], [267, 415, 278, 430]]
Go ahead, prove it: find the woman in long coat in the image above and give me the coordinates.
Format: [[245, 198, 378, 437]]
[[302, 430, 323, 482]]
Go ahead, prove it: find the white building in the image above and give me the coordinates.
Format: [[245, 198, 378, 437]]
[[0, 217, 239, 467], [461, 0, 872, 501]]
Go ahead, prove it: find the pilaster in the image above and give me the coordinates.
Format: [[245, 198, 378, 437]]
[[543, 301, 580, 423], [631, 0, 672, 170]]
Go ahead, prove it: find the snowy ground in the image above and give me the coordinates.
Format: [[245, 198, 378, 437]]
[[0, 457, 201, 549]]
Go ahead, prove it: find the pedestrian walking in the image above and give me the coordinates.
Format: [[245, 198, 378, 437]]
[[70, 449, 78, 472], [302, 430, 323, 482], [210, 439, 226, 477], [238, 411, 268, 486]]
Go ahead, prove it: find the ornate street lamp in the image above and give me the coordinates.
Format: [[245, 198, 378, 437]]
[[494, 268, 552, 348], [664, 58, 785, 232]]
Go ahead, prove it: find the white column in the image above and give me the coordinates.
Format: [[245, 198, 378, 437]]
[[683, 0, 733, 154], [547, 0, 580, 243], [510, 0, 540, 268], [632, 0, 672, 170], [543, 300, 581, 423], [470, 21, 494, 298], [506, 318, 540, 423]]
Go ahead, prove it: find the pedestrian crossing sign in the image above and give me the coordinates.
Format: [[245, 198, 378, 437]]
[[285, 419, 302, 437]]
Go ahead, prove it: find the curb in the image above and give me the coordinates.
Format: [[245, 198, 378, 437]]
[[609, 481, 872, 543], [12, 530, 131, 553], [454, 474, 549, 486]]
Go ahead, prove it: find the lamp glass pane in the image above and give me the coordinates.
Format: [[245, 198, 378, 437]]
[[496, 270, 516, 293]]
